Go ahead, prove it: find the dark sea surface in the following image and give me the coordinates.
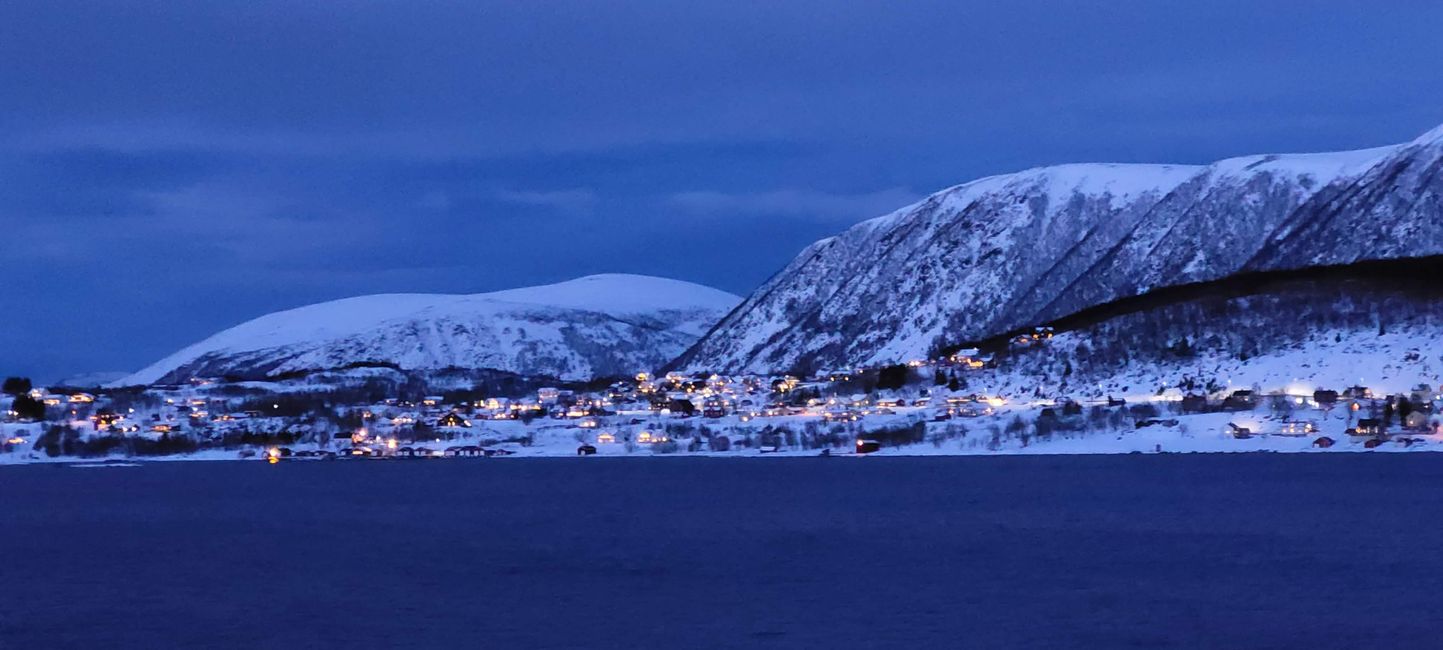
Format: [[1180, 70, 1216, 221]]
[[4, 455, 1443, 649]]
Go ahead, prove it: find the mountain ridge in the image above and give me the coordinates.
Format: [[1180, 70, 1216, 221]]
[[673, 123, 1440, 374], [121, 274, 740, 386]]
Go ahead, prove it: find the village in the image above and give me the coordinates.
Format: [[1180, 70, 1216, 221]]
[[4, 332, 1443, 464]]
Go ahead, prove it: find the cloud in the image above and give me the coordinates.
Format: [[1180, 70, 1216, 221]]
[[666, 187, 921, 222], [491, 187, 598, 216]]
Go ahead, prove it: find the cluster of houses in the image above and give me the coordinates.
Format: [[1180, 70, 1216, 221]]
[[6, 335, 1443, 459], [1189, 384, 1443, 441]]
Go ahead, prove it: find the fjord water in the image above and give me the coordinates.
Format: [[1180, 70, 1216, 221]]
[[4, 456, 1443, 649]]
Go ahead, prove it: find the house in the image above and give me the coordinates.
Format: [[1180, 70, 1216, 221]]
[[949, 348, 988, 369], [577, 444, 597, 456], [1181, 394, 1209, 414], [956, 404, 993, 418], [1344, 386, 1373, 400], [1312, 390, 1339, 407], [537, 387, 561, 403], [596, 432, 616, 444], [1278, 420, 1317, 436], [855, 438, 881, 454], [1404, 411, 1430, 431], [1312, 436, 1336, 448], [1227, 423, 1252, 439], [1351, 418, 1383, 437], [92, 409, 124, 430], [437, 412, 471, 428], [1223, 390, 1258, 410]]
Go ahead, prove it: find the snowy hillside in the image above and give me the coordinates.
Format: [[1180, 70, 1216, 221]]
[[673, 123, 1443, 374], [958, 267, 1443, 403], [121, 275, 740, 385]]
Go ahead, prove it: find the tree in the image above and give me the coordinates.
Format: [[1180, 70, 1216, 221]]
[[876, 364, 909, 391], [11, 394, 46, 421], [34, 425, 80, 457], [947, 373, 962, 392], [2, 377, 31, 396], [933, 369, 947, 386]]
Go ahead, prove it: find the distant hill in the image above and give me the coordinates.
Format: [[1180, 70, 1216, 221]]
[[120, 274, 740, 386]]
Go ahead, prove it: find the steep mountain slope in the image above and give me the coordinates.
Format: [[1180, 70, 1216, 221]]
[[1038, 146, 1394, 321], [1248, 125, 1443, 270], [672, 164, 1201, 374], [674, 124, 1440, 375], [121, 275, 740, 385]]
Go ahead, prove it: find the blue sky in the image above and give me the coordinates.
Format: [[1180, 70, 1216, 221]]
[[3, 1, 1443, 381]]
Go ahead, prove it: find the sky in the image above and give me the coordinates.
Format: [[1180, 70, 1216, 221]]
[[3, 0, 1443, 382]]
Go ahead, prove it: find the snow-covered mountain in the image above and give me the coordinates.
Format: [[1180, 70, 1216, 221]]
[[121, 274, 740, 386], [674, 123, 1443, 375]]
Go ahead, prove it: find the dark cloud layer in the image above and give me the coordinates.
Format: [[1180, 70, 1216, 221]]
[[2, 0, 1442, 380]]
